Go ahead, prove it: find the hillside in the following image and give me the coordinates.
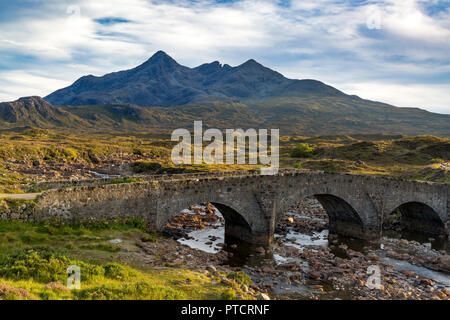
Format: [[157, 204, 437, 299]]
[[0, 51, 448, 136], [247, 96, 450, 136], [286, 135, 450, 183], [0, 96, 449, 136], [0, 97, 90, 129]]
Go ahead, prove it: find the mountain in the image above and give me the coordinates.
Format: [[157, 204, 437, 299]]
[[1, 96, 448, 137], [44, 51, 346, 107], [0, 96, 88, 128], [0, 51, 448, 137]]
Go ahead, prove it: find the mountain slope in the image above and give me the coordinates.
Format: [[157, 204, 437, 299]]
[[248, 96, 450, 136], [0, 96, 89, 128], [1, 51, 448, 137], [44, 51, 347, 107], [0, 96, 449, 136]]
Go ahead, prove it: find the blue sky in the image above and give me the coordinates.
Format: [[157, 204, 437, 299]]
[[0, 0, 449, 113]]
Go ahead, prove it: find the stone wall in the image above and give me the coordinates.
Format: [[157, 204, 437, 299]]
[[33, 182, 162, 230], [0, 198, 36, 221], [13, 169, 272, 192], [1, 169, 448, 244]]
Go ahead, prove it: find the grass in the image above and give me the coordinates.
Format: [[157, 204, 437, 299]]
[[226, 271, 252, 286], [0, 130, 446, 300], [0, 220, 253, 300], [0, 128, 171, 161], [0, 247, 243, 300], [104, 177, 142, 185], [0, 218, 148, 258], [0, 130, 447, 186], [282, 135, 449, 183]]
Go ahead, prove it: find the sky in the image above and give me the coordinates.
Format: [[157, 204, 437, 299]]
[[0, 0, 449, 114]]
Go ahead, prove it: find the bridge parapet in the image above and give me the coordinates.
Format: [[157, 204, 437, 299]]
[[6, 169, 448, 245]]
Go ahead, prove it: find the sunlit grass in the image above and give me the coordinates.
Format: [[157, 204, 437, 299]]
[[0, 220, 253, 300]]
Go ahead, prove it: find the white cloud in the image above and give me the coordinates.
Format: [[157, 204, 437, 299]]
[[0, 70, 71, 102], [379, 0, 450, 43], [0, 0, 448, 114], [340, 82, 450, 114]]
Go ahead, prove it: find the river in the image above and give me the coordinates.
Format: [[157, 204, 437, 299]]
[[174, 203, 450, 299]]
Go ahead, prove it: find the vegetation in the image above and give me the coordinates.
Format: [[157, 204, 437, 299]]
[[0, 127, 447, 300], [0, 129, 448, 186], [0, 247, 235, 300], [1, 93, 448, 301], [284, 135, 449, 183], [290, 143, 315, 158], [0, 220, 252, 300], [0, 128, 171, 164], [227, 271, 252, 286], [105, 177, 142, 185], [3, 53, 450, 137]]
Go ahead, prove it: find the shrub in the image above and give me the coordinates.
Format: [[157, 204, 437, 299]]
[[0, 284, 31, 300], [0, 248, 70, 283], [0, 247, 104, 283], [75, 281, 183, 300], [131, 162, 162, 173], [104, 263, 136, 281], [291, 143, 315, 158], [76, 260, 105, 282], [221, 288, 237, 300], [141, 233, 158, 243], [226, 271, 252, 286], [38, 289, 60, 300], [62, 148, 78, 161]]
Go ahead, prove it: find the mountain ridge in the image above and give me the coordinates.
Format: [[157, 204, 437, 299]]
[[0, 51, 448, 137], [0, 95, 449, 137], [44, 51, 348, 107], [0, 96, 89, 128]]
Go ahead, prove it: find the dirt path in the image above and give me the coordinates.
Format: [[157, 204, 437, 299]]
[[0, 192, 43, 200]]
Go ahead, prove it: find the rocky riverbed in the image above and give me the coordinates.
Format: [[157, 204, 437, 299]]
[[158, 198, 449, 300]]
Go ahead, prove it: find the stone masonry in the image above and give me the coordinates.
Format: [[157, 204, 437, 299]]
[[19, 169, 450, 245]]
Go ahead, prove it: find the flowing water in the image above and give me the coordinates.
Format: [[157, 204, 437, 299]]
[[89, 171, 121, 179], [383, 229, 450, 254], [381, 257, 450, 290], [176, 205, 225, 253], [175, 205, 450, 298]]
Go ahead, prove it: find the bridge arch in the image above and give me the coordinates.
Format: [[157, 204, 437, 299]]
[[211, 202, 253, 244], [313, 194, 365, 239], [385, 201, 446, 236], [156, 188, 271, 245], [280, 193, 368, 240], [275, 173, 383, 241]]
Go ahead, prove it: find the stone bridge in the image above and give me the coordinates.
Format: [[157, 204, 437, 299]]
[[33, 169, 450, 245]]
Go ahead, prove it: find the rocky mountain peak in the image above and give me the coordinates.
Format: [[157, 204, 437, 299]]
[[141, 50, 179, 68]]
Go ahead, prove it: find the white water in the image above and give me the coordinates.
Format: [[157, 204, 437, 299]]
[[381, 257, 450, 290], [178, 226, 225, 253], [174, 206, 450, 292], [89, 171, 121, 179], [281, 229, 329, 250], [176, 204, 225, 253]]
